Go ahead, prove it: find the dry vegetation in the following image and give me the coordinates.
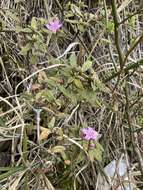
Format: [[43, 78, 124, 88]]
[[0, 0, 143, 189]]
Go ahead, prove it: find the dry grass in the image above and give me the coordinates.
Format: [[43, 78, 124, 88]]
[[0, 0, 143, 189]]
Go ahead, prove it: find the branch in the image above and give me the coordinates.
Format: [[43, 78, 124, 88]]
[[111, 0, 124, 69], [104, 59, 143, 82]]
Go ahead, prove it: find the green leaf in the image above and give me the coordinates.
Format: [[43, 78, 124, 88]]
[[48, 117, 56, 128], [19, 43, 32, 55], [0, 118, 6, 127], [74, 79, 84, 89], [77, 24, 85, 32], [79, 89, 101, 107], [44, 90, 55, 102], [47, 78, 58, 87], [88, 143, 103, 162], [36, 89, 55, 103], [82, 60, 93, 72], [16, 26, 32, 33], [61, 152, 68, 161], [30, 54, 38, 64], [31, 17, 37, 30], [76, 151, 85, 163], [92, 72, 110, 93], [129, 16, 136, 27], [106, 21, 114, 33], [58, 86, 77, 104], [69, 53, 77, 66]]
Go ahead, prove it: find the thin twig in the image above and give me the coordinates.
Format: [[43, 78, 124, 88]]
[[111, 0, 124, 69]]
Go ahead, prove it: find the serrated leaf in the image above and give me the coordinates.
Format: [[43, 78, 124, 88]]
[[82, 60, 93, 72]]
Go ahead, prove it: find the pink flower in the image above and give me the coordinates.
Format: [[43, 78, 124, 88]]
[[45, 18, 62, 33], [81, 127, 100, 141]]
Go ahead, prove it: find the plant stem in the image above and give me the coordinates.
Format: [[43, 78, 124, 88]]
[[119, 9, 143, 25], [104, 59, 143, 82], [111, 0, 124, 69], [123, 33, 143, 65]]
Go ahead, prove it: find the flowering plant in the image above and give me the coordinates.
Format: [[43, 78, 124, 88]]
[[81, 127, 100, 141], [45, 18, 62, 33]]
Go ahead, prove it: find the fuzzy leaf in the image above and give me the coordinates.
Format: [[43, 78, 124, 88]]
[[82, 60, 93, 72]]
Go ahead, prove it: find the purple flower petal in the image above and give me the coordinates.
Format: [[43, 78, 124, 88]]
[[45, 18, 62, 33], [81, 127, 100, 141]]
